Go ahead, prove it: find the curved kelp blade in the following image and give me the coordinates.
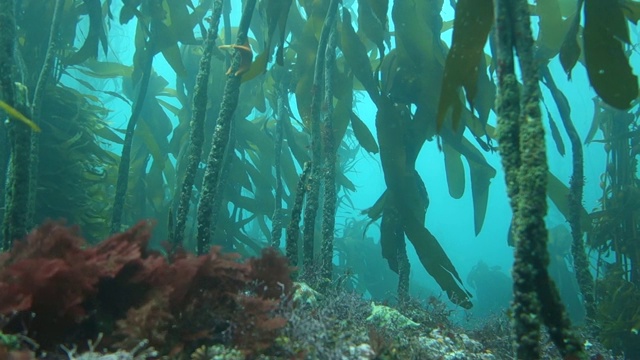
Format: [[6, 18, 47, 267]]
[[443, 142, 465, 199], [350, 111, 379, 154], [584, 0, 637, 109], [66, 0, 108, 65], [341, 8, 379, 102], [0, 100, 41, 132], [436, 0, 493, 130], [403, 215, 473, 308], [548, 171, 591, 232], [559, 0, 584, 78], [440, 128, 496, 235], [376, 98, 472, 308]]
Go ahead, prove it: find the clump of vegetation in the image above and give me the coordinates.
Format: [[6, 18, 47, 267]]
[[0, 222, 292, 357]]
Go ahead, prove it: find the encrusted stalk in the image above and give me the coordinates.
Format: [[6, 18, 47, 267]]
[[172, 0, 223, 248], [320, 24, 337, 284], [195, 0, 256, 255], [110, 38, 154, 233], [302, 0, 340, 268], [271, 81, 286, 248], [286, 161, 311, 267], [494, 0, 586, 358], [541, 66, 595, 319]]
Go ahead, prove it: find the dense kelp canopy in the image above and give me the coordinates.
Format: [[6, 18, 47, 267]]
[[0, 0, 640, 358]]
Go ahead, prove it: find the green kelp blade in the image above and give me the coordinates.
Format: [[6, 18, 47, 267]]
[[440, 127, 496, 235], [436, 0, 493, 130], [350, 111, 379, 154], [537, 0, 577, 59], [403, 217, 473, 309], [66, 0, 108, 64], [261, 0, 293, 65], [546, 108, 566, 156], [0, 100, 41, 132], [548, 171, 591, 232], [443, 141, 465, 199], [376, 98, 472, 308], [584, 0, 637, 109], [341, 8, 379, 102], [621, 0, 640, 24], [559, 0, 583, 78]]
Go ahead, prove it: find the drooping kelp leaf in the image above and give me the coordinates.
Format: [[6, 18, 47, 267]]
[[241, 51, 268, 82], [341, 8, 379, 102], [467, 150, 492, 236], [440, 128, 496, 235], [154, 21, 188, 77], [443, 142, 465, 199], [392, 0, 439, 70], [548, 171, 591, 232], [584, 98, 603, 144], [472, 55, 496, 131], [260, 0, 293, 65], [584, 0, 637, 109], [536, 0, 577, 59], [163, 0, 205, 45], [546, 107, 566, 156], [436, 0, 493, 130], [621, 0, 640, 23], [66, 0, 108, 65], [358, 0, 387, 60], [559, 0, 583, 79], [350, 111, 379, 154], [77, 59, 134, 78], [119, 0, 142, 24], [403, 212, 473, 308], [375, 97, 472, 308]]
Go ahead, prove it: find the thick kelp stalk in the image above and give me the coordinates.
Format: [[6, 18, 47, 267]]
[[172, 0, 223, 248], [286, 161, 311, 267], [493, 0, 585, 358], [302, 0, 340, 268], [271, 82, 286, 248], [110, 41, 154, 233], [28, 0, 65, 226], [541, 66, 595, 319], [195, 0, 256, 255], [320, 25, 337, 283], [1, 0, 32, 249]]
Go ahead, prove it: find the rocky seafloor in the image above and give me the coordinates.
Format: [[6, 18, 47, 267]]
[[0, 282, 621, 360]]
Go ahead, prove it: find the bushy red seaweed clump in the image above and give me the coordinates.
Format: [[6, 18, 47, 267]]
[[0, 221, 292, 357]]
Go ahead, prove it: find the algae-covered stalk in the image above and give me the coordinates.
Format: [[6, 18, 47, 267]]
[[493, 0, 586, 358], [540, 66, 595, 319], [172, 0, 223, 248], [320, 24, 337, 284], [286, 161, 311, 267], [303, 0, 340, 268], [28, 0, 65, 227], [195, 0, 256, 255], [1, 0, 32, 249], [271, 81, 286, 248]]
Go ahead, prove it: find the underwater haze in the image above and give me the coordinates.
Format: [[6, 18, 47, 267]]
[[0, 0, 638, 359]]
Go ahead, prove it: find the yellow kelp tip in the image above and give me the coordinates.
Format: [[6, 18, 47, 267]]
[[0, 100, 41, 132]]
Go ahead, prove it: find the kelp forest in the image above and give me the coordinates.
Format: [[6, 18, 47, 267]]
[[0, 0, 640, 359]]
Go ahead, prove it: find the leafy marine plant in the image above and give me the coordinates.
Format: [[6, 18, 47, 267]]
[[0, 221, 292, 356]]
